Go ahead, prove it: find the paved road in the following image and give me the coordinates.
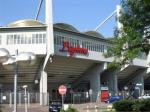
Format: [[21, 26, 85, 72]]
[[72, 102, 110, 112], [1, 102, 110, 112], [1, 104, 48, 112]]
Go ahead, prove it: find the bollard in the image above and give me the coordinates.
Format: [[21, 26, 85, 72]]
[[107, 104, 113, 111], [28, 93, 30, 106], [19, 93, 21, 106], [86, 105, 89, 112], [9, 93, 12, 107], [95, 105, 98, 112]]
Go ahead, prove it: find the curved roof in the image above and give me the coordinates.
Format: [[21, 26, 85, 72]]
[[84, 31, 104, 38], [7, 19, 45, 27], [5, 20, 106, 39], [54, 23, 79, 32]]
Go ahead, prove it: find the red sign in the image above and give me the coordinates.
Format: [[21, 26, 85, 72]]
[[60, 41, 88, 56], [58, 85, 67, 95]]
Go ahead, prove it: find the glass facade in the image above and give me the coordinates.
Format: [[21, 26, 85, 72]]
[[0, 32, 109, 53], [6, 33, 46, 45], [54, 34, 107, 53], [0, 32, 147, 59]]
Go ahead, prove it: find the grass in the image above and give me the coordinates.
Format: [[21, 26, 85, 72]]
[[101, 109, 116, 112]]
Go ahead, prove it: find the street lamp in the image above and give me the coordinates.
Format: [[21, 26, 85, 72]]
[[0, 48, 9, 63], [23, 85, 28, 112], [1, 49, 36, 112], [135, 83, 143, 97], [124, 86, 128, 99]]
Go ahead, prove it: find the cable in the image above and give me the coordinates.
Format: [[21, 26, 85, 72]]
[[94, 10, 117, 31], [35, 0, 44, 20]]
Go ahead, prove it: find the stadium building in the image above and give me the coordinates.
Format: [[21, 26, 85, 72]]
[[0, 0, 149, 106], [0, 19, 149, 105]]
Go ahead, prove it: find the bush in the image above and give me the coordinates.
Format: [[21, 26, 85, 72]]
[[113, 100, 134, 112], [60, 106, 78, 112], [113, 99, 150, 112], [138, 99, 150, 111], [132, 100, 141, 112], [0, 105, 1, 112]]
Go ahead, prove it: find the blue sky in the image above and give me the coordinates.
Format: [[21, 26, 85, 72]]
[[0, 0, 120, 37]]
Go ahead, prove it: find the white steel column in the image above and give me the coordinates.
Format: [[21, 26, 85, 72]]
[[46, 0, 54, 54], [116, 5, 122, 30], [40, 0, 53, 105], [40, 71, 48, 105], [43, 0, 54, 70]]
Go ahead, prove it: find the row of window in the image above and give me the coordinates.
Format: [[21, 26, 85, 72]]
[[6, 33, 46, 44], [0, 33, 108, 53], [54, 34, 106, 52]]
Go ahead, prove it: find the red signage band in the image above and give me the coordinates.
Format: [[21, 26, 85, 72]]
[[59, 41, 88, 56]]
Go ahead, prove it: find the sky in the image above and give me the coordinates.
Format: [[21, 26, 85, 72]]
[[0, 0, 120, 37]]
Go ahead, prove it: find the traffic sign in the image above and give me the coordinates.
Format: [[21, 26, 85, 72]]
[[58, 85, 67, 95]]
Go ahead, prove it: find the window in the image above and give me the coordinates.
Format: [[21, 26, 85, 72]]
[[0, 35, 2, 44], [54, 33, 109, 53], [43, 34, 46, 43], [6, 33, 46, 45], [32, 34, 36, 44], [7, 35, 14, 44]]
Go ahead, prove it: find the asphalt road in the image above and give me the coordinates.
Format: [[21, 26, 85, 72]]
[[1, 102, 110, 112]]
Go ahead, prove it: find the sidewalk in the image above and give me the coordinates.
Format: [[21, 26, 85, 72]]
[[72, 102, 111, 112], [1, 104, 48, 112], [1, 102, 111, 112]]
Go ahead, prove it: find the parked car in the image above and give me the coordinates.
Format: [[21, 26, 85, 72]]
[[49, 100, 62, 112], [138, 94, 150, 100], [105, 96, 123, 103]]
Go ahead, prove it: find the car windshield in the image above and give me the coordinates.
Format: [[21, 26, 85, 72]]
[[50, 101, 61, 105], [52, 102, 61, 105]]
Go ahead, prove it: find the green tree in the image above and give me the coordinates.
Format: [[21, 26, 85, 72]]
[[105, 0, 150, 69]]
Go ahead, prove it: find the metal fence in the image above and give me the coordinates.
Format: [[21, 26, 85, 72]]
[[0, 92, 49, 107], [2, 90, 143, 105], [70, 92, 99, 104]]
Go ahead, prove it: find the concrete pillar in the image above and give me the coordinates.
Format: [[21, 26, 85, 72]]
[[1, 92, 2, 104], [89, 65, 101, 102], [108, 71, 118, 96], [72, 63, 107, 102], [132, 72, 144, 97], [85, 64, 105, 102], [40, 71, 48, 106]]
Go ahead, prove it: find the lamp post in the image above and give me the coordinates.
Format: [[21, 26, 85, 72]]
[[124, 86, 128, 99], [1, 49, 36, 112], [23, 85, 28, 112], [135, 83, 143, 97]]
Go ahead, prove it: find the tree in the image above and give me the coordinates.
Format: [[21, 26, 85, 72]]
[[105, 0, 150, 69]]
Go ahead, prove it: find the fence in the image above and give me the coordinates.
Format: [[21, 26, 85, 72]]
[[0, 92, 49, 107], [70, 92, 99, 104], [1, 91, 133, 105]]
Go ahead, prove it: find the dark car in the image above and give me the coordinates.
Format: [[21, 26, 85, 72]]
[[49, 100, 62, 112], [105, 96, 123, 103]]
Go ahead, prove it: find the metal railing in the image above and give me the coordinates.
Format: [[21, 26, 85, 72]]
[[0, 92, 49, 107]]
